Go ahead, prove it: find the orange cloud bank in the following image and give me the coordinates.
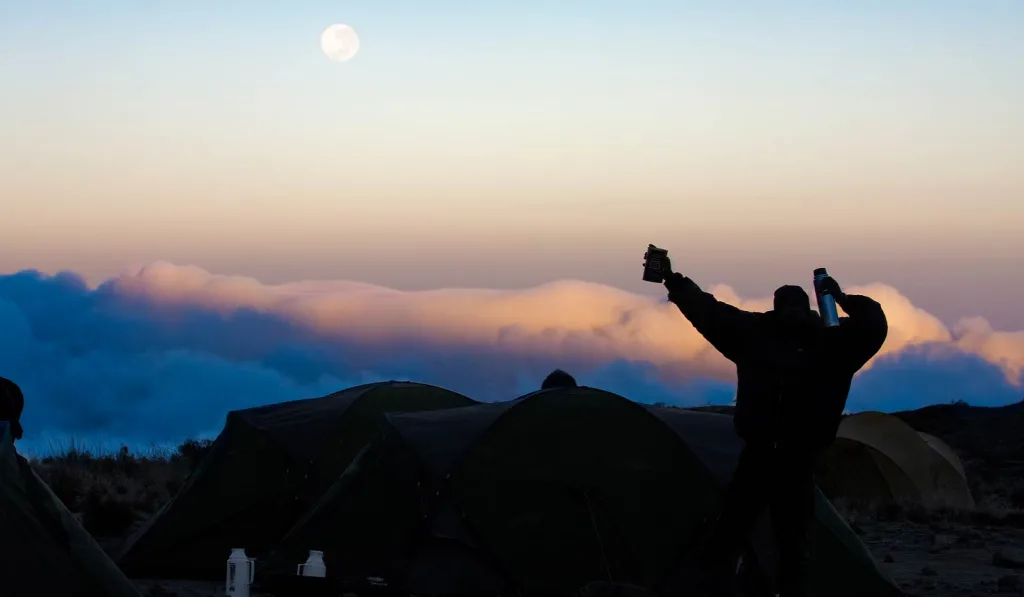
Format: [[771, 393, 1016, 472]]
[[109, 262, 1024, 386]]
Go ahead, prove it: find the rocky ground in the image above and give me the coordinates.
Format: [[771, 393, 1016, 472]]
[[133, 580, 234, 597], [131, 524, 1024, 597], [851, 517, 1024, 596], [132, 580, 353, 597]]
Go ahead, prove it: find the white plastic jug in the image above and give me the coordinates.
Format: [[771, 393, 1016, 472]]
[[226, 548, 256, 597], [297, 549, 327, 577]]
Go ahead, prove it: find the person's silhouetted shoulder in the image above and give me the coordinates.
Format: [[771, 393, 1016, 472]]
[[834, 292, 888, 373]]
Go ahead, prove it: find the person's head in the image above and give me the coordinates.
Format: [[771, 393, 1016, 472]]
[[541, 369, 577, 390], [0, 376, 24, 441], [772, 285, 820, 334]]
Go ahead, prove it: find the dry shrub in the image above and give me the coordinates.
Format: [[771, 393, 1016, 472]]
[[29, 439, 213, 539]]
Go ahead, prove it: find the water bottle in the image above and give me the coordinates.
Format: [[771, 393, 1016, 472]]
[[813, 268, 840, 327], [297, 550, 327, 577], [226, 548, 256, 597]]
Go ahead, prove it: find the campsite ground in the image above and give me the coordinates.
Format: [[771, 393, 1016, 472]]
[[128, 521, 1024, 597], [133, 579, 243, 597], [846, 515, 1024, 595], [32, 400, 1024, 597]]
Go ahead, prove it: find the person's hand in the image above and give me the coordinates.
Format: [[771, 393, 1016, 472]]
[[661, 255, 688, 292], [816, 275, 844, 299]]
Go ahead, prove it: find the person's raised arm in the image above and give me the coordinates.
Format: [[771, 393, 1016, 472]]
[[818, 276, 888, 372], [662, 257, 758, 363]]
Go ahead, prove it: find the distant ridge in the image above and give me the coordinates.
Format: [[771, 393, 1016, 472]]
[[893, 399, 1024, 465]]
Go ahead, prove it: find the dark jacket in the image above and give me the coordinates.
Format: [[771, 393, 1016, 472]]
[[665, 275, 888, 448]]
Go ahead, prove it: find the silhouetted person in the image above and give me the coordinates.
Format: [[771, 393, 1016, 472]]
[[541, 369, 578, 390], [662, 259, 887, 597], [0, 376, 25, 442]]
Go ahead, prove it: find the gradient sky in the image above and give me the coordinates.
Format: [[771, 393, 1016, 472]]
[[1, 1, 1022, 327]]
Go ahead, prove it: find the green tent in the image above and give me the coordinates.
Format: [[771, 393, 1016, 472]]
[[265, 390, 903, 597], [0, 422, 143, 597], [116, 381, 477, 580], [264, 387, 723, 595]]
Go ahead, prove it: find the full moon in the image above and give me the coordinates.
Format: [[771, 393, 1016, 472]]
[[320, 24, 360, 62]]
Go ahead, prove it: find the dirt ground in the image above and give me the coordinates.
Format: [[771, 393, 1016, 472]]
[[853, 518, 1024, 596], [133, 579, 357, 597], [133, 579, 236, 597], [132, 520, 1024, 597]]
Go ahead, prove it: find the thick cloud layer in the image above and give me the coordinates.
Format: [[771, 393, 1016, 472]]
[[1, 262, 1021, 453]]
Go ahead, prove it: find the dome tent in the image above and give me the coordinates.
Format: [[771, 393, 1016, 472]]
[[0, 422, 143, 597], [263, 387, 723, 596], [817, 411, 973, 510], [816, 438, 921, 505], [918, 431, 967, 479], [264, 389, 904, 597], [116, 381, 477, 580]]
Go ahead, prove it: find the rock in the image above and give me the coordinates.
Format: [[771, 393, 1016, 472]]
[[994, 548, 1024, 570], [959, 528, 984, 541], [883, 553, 895, 563], [997, 574, 1022, 594], [925, 531, 960, 555], [914, 578, 937, 591], [921, 566, 939, 577], [578, 582, 658, 597], [144, 584, 174, 597]]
